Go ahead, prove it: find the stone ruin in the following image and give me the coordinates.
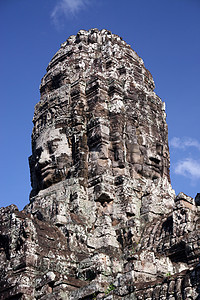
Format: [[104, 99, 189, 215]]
[[0, 29, 200, 299]]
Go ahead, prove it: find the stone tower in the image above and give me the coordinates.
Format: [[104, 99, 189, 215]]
[[29, 28, 174, 226], [0, 29, 200, 299]]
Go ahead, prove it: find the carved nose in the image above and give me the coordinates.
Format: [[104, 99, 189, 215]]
[[38, 149, 51, 167]]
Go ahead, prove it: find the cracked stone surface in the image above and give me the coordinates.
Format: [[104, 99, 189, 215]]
[[0, 29, 200, 299]]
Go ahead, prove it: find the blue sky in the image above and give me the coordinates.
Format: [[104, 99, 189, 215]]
[[0, 0, 200, 210]]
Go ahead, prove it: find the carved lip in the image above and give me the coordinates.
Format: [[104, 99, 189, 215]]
[[146, 163, 161, 172], [40, 166, 55, 178]]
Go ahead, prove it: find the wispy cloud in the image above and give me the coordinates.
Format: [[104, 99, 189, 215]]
[[170, 137, 200, 151], [170, 137, 200, 183], [175, 158, 200, 179], [51, 0, 90, 25]]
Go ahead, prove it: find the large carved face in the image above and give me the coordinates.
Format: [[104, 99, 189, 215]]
[[29, 126, 72, 194], [29, 29, 171, 197]]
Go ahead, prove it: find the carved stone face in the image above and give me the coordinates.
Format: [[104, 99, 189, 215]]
[[141, 144, 163, 179], [30, 126, 72, 194], [29, 29, 171, 198]]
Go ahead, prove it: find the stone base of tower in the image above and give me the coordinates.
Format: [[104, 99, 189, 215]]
[[1, 191, 200, 299]]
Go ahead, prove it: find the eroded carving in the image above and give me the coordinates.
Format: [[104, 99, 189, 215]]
[[0, 29, 199, 300]]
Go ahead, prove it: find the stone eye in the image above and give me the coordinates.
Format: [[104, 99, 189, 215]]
[[48, 139, 61, 154]]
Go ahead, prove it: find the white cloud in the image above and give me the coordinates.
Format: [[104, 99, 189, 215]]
[[175, 158, 200, 179], [170, 137, 182, 148], [170, 137, 200, 151], [51, 0, 90, 24]]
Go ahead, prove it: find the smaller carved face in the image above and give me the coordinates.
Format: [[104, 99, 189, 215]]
[[143, 144, 164, 179], [126, 139, 168, 180], [141, 139, 171, 181], [30, 127, 72, 193]]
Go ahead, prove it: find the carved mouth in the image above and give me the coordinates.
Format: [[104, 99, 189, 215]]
[[148, 164, 161, 172], [146, 162, 161, 173], [40, 166, 55, 179]]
